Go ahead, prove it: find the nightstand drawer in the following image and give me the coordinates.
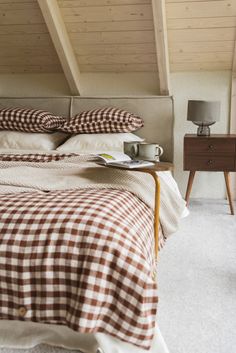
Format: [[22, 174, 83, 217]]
[[185, 138, 235, 155], [184, 155, 235, 171]]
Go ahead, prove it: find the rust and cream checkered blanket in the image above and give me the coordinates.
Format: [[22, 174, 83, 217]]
[[0, 153, 185, 349]]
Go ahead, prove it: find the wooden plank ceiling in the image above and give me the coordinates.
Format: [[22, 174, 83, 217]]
[[0, 0, 235, 77], [0, 0, 62, 73], [166, 0, 236, 71], [58, 0, 157, 73]]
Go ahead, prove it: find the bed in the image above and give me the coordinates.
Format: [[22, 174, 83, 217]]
[[0, 96, 185, 353]]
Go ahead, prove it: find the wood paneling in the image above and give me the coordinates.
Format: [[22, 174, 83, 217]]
[[170, 52, 233, 64], [0, 0, 62, 73], [66, 20, 154, 33], [0, 46, 57, 57], [166, 0, 236, 72], [166, 0, 236, 19], [0, 2, 38, 10], [168, 28, 236, 43], [0, 0, 35, 3], [80, 63, 157, 72], [0, 24, 49, 34], [74, 43, 156, 55], [58, 0, 151, 6], [169, 40, 235, 53], [0, 2, 44, 25], [1, 0, 235, 77], [61, 4, 153, 22], [0, 34, 55, 46], [0, 55, 60, 66], [0, 0, 157, 75], [168, 17, 236, 30], [0, 65, 62, 73], [0, 10, 43, 25], [78, 53, 156, 64], [166, 0, 223, 2], [171, 62, 232, 71], [59, 0, 157, 73], [70, 31, 155, 45]]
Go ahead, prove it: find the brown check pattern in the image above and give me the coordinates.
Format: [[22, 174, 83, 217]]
[[0, 107, 65, 132], [0, 152, 78, 163], [60, 107, 144, 133], [0, 188, 157, 348]]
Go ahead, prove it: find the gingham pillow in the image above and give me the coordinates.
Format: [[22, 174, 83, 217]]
[[59, 107, 144, 133], [0, 107, 66, 132]]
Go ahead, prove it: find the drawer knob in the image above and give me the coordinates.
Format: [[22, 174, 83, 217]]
[[207, 160, 213, 165], [208, 145, 214, 150]]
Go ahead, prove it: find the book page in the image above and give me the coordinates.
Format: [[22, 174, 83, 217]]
[[97, 152, 131, 164], [108, 160, 154, 169]]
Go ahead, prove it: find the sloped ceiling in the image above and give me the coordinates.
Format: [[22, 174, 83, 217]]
[[0, 0, 236, 92], [166, 0, 236, 71], [0, 0, 62, 73], [58, 0, 157, 72], [0, 0, 158, 74]]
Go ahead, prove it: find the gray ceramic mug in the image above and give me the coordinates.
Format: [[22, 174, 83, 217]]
[[138, 142, 163, 162], [124, 141, 141, 159]]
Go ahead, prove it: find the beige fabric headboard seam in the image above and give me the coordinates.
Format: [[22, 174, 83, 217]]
[[0, 96, 174, 161]]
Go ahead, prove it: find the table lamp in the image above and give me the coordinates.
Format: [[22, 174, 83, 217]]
[[187, 100, 220, 136]]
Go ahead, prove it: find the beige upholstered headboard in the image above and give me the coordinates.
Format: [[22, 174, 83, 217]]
[[0, 96, 174, 161]]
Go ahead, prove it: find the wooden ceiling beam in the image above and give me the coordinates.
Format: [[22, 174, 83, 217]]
[[37, 0, 81, 95], [151, 0, 171, 95]]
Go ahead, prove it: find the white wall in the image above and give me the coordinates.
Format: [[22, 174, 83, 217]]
[[80, 73, 159, 96], [0, 71, 231, 199], [0, 74, 71, 97], [171, 71, 231, 199], [0, 72, 159, 97]]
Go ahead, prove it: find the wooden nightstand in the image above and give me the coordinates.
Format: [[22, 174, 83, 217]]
[[103, 162, 173, 258], [184, 134, 236, 215]]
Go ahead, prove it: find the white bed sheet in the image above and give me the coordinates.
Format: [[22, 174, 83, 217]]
[[157, 171, 189, 218], [0, 320, 169, 353]]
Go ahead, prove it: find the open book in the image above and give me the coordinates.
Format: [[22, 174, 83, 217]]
[[96, 152, 154, 169]]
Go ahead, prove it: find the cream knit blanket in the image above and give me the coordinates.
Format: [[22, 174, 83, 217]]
[[0, 154, 186, 237]]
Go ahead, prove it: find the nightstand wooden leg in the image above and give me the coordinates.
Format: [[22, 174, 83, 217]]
[[224, 172, 235, 215], [185, 171, 195, 205]]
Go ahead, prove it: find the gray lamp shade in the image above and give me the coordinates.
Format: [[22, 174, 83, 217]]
[[187, 100, 220, 123]]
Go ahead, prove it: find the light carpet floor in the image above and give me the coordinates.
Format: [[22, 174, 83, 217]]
[[158, 199, 236, 353], [0, 199, 236, 353]]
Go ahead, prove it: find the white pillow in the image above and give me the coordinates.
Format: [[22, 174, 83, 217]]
[[56, 133, 144, 153], [0, 131, 69, 151]]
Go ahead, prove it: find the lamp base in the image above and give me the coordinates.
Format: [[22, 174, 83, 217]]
[[197, 124, 210, 136], [193, 121, 215, 136]]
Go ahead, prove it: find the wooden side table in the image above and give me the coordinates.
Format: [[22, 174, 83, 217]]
[[184, 134, 236, 215], [104, 162, 173, 258]]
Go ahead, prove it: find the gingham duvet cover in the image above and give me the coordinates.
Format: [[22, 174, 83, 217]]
[[0, 153, 185, 350], [0, 153, 159, 350]]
